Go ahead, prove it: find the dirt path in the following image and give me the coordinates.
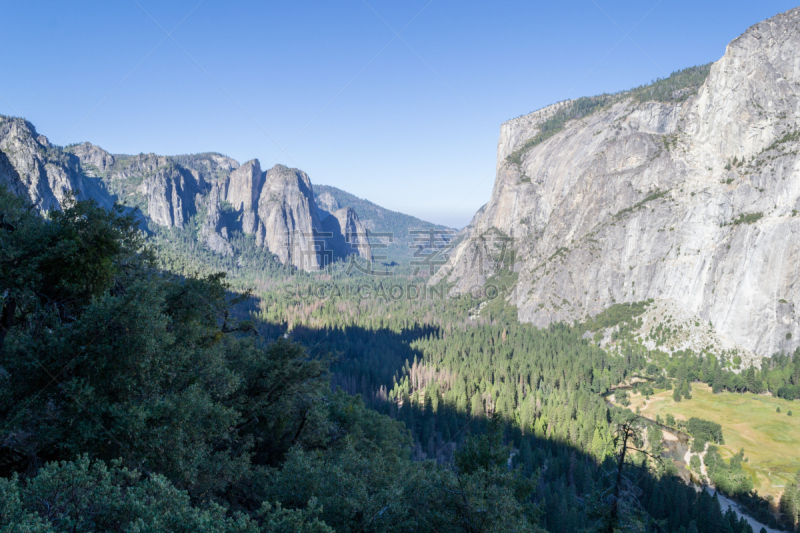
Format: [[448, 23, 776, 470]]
[[683, 441, 709, 481]]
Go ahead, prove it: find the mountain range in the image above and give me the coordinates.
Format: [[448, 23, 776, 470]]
[[0, 117, 450, 272]]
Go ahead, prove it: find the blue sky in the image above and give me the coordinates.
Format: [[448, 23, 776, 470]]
[[1, 1, 797, 227]]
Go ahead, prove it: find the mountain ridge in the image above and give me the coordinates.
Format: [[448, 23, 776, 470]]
[[313, 183, 455, 264], [0, 120, 389, 272]]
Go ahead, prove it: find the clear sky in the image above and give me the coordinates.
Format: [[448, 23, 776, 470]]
[[1, 1, 797, 228]]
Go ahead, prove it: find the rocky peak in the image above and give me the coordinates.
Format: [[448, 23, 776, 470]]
[[0, 115, 82, 211], [251, 164, 324, 270], [0, 117, 375, 273], [68, 142, 116, 175], [224, 158, 263, 211]]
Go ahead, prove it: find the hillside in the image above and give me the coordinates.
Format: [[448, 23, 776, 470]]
[[314, 184, 455, 265]]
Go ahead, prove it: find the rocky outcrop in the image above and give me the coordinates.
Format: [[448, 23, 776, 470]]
[[141, 164, 203, 228], [201, 181, 234, 256], [0, 116, 83, 210], [321, 207, 373, 261], [435, 7, 800, 357], [68, 142, 115, 175], [0, 122, 378, 272], [0, 149, 25, 198], [224, 159, 263, 213], [249, 165, 325, 270]]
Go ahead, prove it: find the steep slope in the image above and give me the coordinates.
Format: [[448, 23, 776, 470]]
[[321, 207, 373, 261], [0, 118, 85, 210], [314, 184, 454, 264], [0, 119, 372, 272], [435, 7, 800, 358]]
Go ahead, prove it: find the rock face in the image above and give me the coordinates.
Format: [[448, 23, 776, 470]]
[[316, 191, 340, 217], [322, 207, 373, 260], [224, 159, 263, 213], [0, 116, 372, 271], [254, 165, 325, 269], [435, 7, 800, 357], [141, 164, 203, 228], [0, 117, 83, 210], [68, 142, 115, 175]]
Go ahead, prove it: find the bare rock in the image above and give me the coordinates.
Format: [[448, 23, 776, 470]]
[[0, 116, 83, 210], [435, 7, 800, 357], [321, 207, 373, 261], [68, 142, 116, 175], [225, 159, 263, 212], [254, 164, 325, 270]]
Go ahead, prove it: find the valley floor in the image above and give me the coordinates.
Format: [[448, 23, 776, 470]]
[[620, 383, 800, 502]]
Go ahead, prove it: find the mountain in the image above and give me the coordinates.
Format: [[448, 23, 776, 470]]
[[0, 118, 373, 272], [434, 7, 800, 358], [314, 184, 455, 264], [0, 117, 85, 211]]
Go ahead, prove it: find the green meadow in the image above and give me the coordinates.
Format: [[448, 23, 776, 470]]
[[623, 383, 800, 501]]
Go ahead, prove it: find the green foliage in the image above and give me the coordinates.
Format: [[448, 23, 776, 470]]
[[782, 471, 800, 528], [581, 300, 653, 334], [612, 191, 667, 220], [705, 447, 754, 498], [148, 222, 287, 288], [0, 454, 341, 533], [0, 183, 548, 533], [686, 418, 724, 452], [0, 456, 255, 533], [731, 212, 764, 225], [506, 96, 612, 166], [506, 64, 711, 166], [0, 188, 151, 355], [1, 180, 781, 533], [763, 130, 800, 153], [627, 64, 713, 104]]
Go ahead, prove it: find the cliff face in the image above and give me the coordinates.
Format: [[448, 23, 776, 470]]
[[141, 164, 204, 228], [435, 7, 800, 357], [0, 117, 371, 271], [0, 118, 83, 210], [219, 162, 372, 269], [69, 142, 115, 175], [253, 164, 324, 269], [224, 159, 263, 214], [321, 207, 373, 261]]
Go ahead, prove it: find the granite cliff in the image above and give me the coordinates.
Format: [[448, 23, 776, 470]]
[[435, 7, 800, 358], [0, 120, 371, 271]]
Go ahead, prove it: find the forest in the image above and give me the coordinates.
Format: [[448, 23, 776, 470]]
[[1, 188, 796, 532]]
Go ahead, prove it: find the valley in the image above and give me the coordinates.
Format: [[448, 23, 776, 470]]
[[616, 383, 800, 502], [2, 5, 800, 533]]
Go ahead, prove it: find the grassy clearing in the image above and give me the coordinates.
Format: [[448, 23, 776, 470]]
[[619, 383, 800, 501]]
